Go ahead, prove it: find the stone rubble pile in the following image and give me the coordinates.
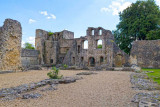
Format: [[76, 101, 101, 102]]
[[22, 93, 42, 99], [132, 93, 160, 107], [76, 72, 97, 75], [0, 76, 83, 100], [130, 73, 159, 90], [131, 72, 160, 107]]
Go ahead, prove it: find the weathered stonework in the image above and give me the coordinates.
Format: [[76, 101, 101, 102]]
[[63, 27, 130, 68], [36, 27, 130, 69], [130, 40, 160, 68], [0, 19, 22, 71], [21, 49, 39, 67], [35, 29, 74, 66]]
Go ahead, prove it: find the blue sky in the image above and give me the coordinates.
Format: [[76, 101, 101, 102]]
[[0, 0, 160, 46]]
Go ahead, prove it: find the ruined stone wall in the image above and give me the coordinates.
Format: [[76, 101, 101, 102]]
[[0, 19, 22, 71], [21, 49, 39, 67], [63, 40, 78, 66], [62, 30, 74, 39], [113, 43, 130, 67], [35, 29, 74, 66], [44, 40, 59, 65], [63, 27, 130, 69], [59, 39, 74, 54], [36, 27, 130, 68], [130, 40, 160, 68], [35, 29, 48, 64]]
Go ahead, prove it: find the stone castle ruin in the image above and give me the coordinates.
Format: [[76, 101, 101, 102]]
[[0, 18, 160, 71], [35, 27, 130, 69]]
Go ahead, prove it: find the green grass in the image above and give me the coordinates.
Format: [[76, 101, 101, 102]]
[[142, 68, 160, 85]]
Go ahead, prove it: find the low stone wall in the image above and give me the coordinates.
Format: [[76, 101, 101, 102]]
[[130, 40, 160, 68], [21, 49, 39, 67]]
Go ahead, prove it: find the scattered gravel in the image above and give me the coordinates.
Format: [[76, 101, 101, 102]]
[[0, 70, 84, 89], [0, 71, 136, 107], [76, 71, 97, 75]]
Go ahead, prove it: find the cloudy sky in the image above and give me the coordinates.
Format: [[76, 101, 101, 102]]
[[0, 0, 160, 46]]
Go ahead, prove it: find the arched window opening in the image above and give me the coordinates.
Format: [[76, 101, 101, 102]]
[[81, 57, 84, 62], [97, 40, 102, 49], [100, 56, 104, 64], [50, 59, 53, 63], [99, 29, 102, 35], [72, 57, 75, 65], [92, 30, 94, 35], [78, 45, 80, 53], [88, 57, 95, 67], [83, 40, 88, 49]]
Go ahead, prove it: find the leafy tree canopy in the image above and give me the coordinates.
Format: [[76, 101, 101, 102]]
[[24, 42, 35, 50], [97, 44, 102, 49], [113, 0, 160, 54]]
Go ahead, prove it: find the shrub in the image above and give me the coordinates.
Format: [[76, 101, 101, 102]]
[[47, 67, 63, 79], [63, 64, 68, 69], [48, 31, 54, 36]]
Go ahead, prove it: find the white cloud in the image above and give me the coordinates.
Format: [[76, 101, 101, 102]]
[[101, 0, 131, 15], [40, 11, 48, 16], [29, 19, 36, 24], [47, 14, 56, 19], [21, 40, 25, 47], [40, 11, 56, 20], [156, 0, 160, 6], [27, 36, 35, 46], [101, 7, 110, 12]]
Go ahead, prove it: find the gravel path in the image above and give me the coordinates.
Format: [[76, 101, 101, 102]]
[[0, 71, 137, 107], [0, 70, 84, 89]]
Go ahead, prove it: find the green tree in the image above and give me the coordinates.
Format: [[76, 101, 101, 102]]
[[114, 0, 160, 54], [24, 42, 35, 49], [113, 30, 133, 54], [97, 44, 102, 49], [146, 29, 160, 40]]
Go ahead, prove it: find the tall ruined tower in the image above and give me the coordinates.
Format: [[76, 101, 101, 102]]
[[35, 29, 74, 66], [0, 19, 22, 71]]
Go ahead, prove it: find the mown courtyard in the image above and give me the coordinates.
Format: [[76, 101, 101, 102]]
[[143, 69, 160, 85]]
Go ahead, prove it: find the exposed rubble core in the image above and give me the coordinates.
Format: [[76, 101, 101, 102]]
[[0, 19, 22, 71]]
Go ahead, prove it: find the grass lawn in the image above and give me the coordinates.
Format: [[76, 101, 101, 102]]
[[142, 68, 160, 85]]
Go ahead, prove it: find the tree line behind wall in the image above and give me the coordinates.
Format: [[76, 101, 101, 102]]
[[113, 0, 160, 54]]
